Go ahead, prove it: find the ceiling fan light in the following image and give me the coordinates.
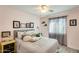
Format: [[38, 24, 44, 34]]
[[41, 9, 48, 13], [40, 5, 48, 13]]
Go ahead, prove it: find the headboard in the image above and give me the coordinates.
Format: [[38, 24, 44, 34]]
[[13, 29, 35, 39]]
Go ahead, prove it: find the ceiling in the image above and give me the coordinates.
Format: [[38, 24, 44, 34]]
[[10, 5, 78, 17]]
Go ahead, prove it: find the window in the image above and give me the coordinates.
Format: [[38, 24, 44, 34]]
[[49, 16, 66, 34]]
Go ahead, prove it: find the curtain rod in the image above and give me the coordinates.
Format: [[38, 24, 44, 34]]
[[49, 16, 67, 20]]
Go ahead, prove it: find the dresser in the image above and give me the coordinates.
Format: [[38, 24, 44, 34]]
[[0, 39, 16, 53]]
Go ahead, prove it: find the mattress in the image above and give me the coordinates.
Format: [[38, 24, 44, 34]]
[[16, 37, 59, 53]]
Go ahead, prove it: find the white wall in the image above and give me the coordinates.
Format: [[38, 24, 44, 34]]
[[40, 7, 79, 50], [40, 17, 49, 37], [1, 6, 79, 50], [0, 6, 40, 39]]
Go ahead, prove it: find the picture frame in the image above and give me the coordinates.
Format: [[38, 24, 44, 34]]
[[44, 24, 47, 26], [42, 21, 45, 24], [70, 19, 77, 26], [13, 21, 20, 28], [1, 31, 11, 38], [29, 22, 34, 28], [26, 23, 30, 28]]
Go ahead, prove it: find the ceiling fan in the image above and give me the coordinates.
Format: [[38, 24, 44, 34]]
[[39, 5, 53, 13]]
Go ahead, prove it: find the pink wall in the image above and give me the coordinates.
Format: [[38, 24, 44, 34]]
[[0, 6, 40, 39], [40, 7, 79, 50]]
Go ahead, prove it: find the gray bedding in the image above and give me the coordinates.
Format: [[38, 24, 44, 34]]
[[16, 37, 59, 53]]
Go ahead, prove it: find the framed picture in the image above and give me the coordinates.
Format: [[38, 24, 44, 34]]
[[13, 21, 20, 28], [44, 24, 47, 26], [70, 19, 77, 26], [26, 23, 30, 28], [1, 31, 11, 38], [29, 22, 34, 28], [21, 23, 26, 28], [42, 21, 45, 24]]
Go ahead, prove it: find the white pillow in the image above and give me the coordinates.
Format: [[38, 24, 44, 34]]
[[23, 36, 39, 42], [23, 36, 32, 42], [32, 37, 40, 41], [26, 31, 36, 36]]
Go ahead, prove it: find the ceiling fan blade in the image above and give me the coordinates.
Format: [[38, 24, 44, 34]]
[[49, 10, 53, 12]]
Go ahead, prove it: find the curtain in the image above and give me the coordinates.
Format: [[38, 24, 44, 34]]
[[49, 16, 67, 45]]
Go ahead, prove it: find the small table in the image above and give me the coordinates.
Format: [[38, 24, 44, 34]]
[[0, 39, 16, 53]]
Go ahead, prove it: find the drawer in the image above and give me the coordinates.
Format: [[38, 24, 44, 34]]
[[3, 43, 15, 53]]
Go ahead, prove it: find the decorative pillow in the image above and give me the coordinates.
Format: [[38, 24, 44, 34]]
[[26, 31, 36, 36], [35, 33, 41, 37], [23, 36, 32, 42], [23, 36, 39, 42], [24, 31, 43, 37], [32, 37, 40, 41]]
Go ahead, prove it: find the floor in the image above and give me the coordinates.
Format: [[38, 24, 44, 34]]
[[57, 45, 79, 53]]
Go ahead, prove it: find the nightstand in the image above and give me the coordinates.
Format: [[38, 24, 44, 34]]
[[0, 39, 16, 53]]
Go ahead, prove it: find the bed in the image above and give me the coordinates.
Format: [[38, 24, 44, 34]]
[[14, 29, 59, 53]]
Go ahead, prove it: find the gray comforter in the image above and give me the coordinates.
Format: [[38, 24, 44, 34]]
[[16, 37, 59, 53]]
